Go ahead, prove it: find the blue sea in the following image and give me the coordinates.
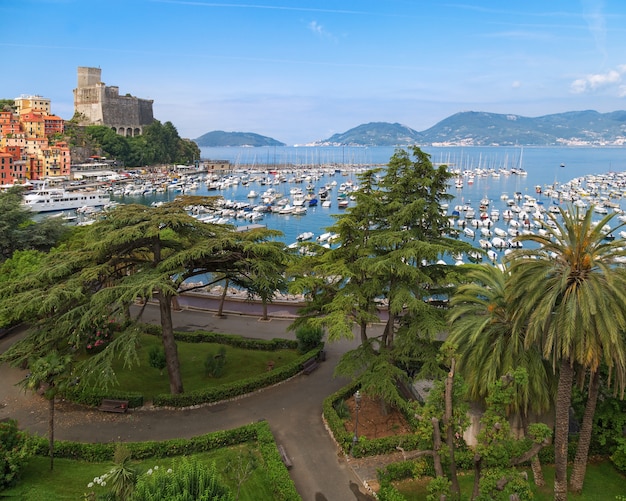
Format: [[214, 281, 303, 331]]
[[113, 146, 626, 250]]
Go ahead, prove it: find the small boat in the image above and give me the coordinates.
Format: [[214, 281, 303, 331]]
[[297, 231, 314, 241], [308, 198, 318, 207], [463, 227, 475, 238]]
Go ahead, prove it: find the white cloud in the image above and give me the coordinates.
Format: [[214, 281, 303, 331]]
[[511, 81, 521, 89], [570, 65, 626, 95], [308, 20, 336, 41]]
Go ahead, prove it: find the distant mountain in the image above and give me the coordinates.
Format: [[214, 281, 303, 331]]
[[314, 111, 626, 147], [194, 131, 285, 147], [316, 122, 423, 146]]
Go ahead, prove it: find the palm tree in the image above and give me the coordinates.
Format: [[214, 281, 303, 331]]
[[507, 206, 626, 500], [447, 264, 555, 489]]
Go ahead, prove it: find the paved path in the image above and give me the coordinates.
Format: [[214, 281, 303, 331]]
[[0, 305, 380, 501]]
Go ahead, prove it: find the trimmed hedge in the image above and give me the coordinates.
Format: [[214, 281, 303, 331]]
[[152, 346, 323, 408], [32, 421, 301, 500], [322, 381, 421, 458], [63, 388, 144, 409], [145, 325, 298, 351]]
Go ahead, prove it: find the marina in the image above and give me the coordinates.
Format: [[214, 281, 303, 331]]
[[35, 146, 626, 265]]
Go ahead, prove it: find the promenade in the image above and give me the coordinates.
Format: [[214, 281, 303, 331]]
[[0, 304, 381, 501]]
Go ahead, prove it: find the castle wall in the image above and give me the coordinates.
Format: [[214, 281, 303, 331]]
[[73, 67, 154, 136]]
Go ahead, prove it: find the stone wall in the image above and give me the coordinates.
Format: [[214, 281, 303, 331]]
[[73, 67, 154, 136]]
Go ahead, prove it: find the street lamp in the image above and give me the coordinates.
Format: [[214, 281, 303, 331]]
[[351, 390, 361, 456]]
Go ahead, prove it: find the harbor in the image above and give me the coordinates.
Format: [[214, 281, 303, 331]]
[[29, 145, 626, 266]]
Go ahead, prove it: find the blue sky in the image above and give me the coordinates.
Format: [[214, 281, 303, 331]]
[[3, 0, 626, 145]]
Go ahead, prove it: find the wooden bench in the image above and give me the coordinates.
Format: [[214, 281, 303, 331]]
[[278, 444, 292, 469], [98, 399, 129, 413], [302, 357, 320, 375]]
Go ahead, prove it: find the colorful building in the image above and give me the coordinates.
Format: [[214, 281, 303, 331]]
[[0, 96, 70, 183]]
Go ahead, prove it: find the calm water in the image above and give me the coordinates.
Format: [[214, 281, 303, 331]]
[[113, 146, 626, 249]]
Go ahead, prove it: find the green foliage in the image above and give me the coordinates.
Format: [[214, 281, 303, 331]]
[[0, 187, 68, 262], [294, 324, 324, 353], [84, 121, 200, 167], [150, 327, 297, 351], [426, 476, 451, 501], [473, 467, 534, 501], [0, 419, 36, 490], [132, 457, 234, 500], [205, 346, 227, 378], [88, 444, 138, 501], [148, 346, 167, 375], [610, 438, 626, 473], [333, 399, 350, 420]]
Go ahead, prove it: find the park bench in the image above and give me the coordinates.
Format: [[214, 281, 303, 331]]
[[277, 444, 292, 469], [98, 398, 129, 413], [302, 357, 320, 375]]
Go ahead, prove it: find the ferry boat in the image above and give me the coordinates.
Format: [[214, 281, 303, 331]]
[[22, 187, 110, 213]]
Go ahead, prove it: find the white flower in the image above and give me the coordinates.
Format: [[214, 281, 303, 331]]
[[101, 481, 106, 487], [154, 465, 159, 470], [147, 468, 153, 475], [93, 477, 99, 483], [167, 468, 173, 474], [87, 482, 94, 488]]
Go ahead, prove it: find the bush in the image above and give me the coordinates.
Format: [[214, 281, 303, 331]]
[[0, 419, 36, 490], [294, 325, 324, 354], [205, 346, 227, 378], [334, 399, 351, 420], [148, 346, 167, 375], [611, 438, 626, 473], [133, 457, 234, 500]]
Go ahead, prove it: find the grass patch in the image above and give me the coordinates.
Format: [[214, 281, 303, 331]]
[[393, 461, 626, 500], [99, 334, 300, 400], [2, 444, 276, 501]]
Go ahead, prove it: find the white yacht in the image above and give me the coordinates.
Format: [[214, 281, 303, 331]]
[[22, 187, 111, 213]]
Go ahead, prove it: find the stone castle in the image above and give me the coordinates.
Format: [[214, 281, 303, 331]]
[[73, 67, 154, 137]]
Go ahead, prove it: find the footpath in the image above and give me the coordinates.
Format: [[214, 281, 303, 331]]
[[0, 305, 380, 501]]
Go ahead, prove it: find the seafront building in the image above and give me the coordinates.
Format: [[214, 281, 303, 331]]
[[0, 95, 70, 184]]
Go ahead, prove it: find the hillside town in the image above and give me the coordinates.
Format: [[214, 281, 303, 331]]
[[0, 95, 70, 184]]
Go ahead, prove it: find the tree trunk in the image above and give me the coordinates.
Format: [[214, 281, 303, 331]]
[[530, 455, 545, 488], [521, 412, 545, 487], [431, 417, 444, 478], [261, 298, 268, 321], [570, 370, 600, 493], [554, 359, 575, 501], [471, 454, 482, 500], [382, 314, 394, 349], [48, 396, 54, 471], [359, 320, 368, 345], [444, 358, 460, 497], [159, 292, 184, 394], [217, 278, 229, 317]]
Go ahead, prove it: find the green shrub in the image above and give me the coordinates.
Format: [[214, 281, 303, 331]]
[[611, 438, 626, 473], [334, 399, 351, 420], [0, 419, 36, 490], [133, 457, 234, 500], [148, 346, 167, 375], [205, 346, 227, 378], [294, 325, 324, 354]]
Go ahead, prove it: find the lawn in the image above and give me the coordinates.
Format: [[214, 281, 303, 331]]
[[394, 461, 626, 500], [1, 444, 276, 500], [91, 333, 300, 400]]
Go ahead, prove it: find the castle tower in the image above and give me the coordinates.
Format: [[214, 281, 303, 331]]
[[73, 67, 154, 137]]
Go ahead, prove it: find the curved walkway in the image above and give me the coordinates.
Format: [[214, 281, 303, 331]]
[[0, 305, 379, 501]]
